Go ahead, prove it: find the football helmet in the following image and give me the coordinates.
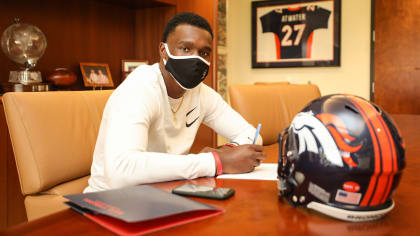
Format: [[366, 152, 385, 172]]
[[277, 94, 405, 222]]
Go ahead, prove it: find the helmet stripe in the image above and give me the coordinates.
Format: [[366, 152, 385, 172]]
[[349, 97, 396, 206], [378, 114, 397, 203], [363, 108, 395, 206], [381, 175, 394, 204], [350, 98, 381, 207]]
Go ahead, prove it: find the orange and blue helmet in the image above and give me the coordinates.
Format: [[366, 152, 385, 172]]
[[277, 94, 405, 222]]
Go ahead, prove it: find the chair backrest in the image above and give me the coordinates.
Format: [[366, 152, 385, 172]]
[[2, 90, 113, 195], [254, 81, 290, 85], [229, 84, 321, 145]]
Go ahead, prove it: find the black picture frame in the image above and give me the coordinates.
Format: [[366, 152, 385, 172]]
[[252, 0, 341, 68]]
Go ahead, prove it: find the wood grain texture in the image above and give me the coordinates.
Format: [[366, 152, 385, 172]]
[[135, 6, 176, 63], [2, 114, 419, 235], [100, 0, 176, 8], [374, 0, 420, 114]]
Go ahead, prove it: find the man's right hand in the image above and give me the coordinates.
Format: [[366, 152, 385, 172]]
[[216, 144, 266, 174]]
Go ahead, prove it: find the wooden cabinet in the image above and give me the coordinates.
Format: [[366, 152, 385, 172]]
[[0, 0, 218, 228], [0, 0, 218, 91]]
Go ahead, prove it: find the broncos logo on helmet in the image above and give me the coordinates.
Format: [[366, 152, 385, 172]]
[[317, 113, 362, 167], [291, 111, 362, 167]]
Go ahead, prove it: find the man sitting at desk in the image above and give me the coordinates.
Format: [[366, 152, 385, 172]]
[[84, 12, 266, 193]]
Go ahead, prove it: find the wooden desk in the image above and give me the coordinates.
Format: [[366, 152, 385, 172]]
[[1, 115, 419, 235]]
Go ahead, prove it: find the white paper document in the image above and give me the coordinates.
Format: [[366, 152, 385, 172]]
[[216, 163, 278, 181]]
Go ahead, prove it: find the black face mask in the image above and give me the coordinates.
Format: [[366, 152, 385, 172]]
[[164, 43, 210, 90]]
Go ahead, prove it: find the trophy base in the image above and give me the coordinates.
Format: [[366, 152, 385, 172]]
[[1, 82, 51, 93], [9, 71, 43, 85]]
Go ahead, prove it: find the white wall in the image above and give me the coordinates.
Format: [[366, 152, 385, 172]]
[[226, 0, 371, 99]]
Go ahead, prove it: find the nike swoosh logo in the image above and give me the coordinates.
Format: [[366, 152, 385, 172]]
[[186, 117, 199, 127], [186, 107, 196, 116]]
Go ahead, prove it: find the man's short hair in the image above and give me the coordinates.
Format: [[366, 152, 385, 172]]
[[162, 12, 213, 42]]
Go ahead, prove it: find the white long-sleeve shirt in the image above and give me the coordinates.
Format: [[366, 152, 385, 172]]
[[84, 63, 262, 192]]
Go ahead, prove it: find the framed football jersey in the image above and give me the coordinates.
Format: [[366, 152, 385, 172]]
[[252, 0, 341, 68]]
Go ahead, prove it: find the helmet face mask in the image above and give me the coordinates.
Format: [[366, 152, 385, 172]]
[[277, 94, 405, 222]]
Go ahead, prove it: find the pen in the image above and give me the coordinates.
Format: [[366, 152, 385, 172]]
[[253, 123, 261, 144]]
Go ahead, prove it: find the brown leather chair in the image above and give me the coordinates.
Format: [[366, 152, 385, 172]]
[[2, 90, 113, 221], [229, 84, 321, 162]]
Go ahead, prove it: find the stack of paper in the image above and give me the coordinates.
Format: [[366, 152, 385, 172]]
[[217, 163, 278, 181]]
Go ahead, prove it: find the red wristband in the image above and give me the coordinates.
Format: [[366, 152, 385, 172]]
[[212, 152, 223, 176]]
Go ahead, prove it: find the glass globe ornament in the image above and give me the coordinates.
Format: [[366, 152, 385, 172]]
[[1, 18, 47, 84]]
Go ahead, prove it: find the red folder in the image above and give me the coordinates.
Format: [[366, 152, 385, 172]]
[[64, 185, 223, 236]]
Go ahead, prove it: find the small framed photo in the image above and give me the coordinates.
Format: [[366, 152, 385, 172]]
[[121, 59, 148, 72], [80, 63, 114, 87], [121, 60, 148, 80], [252, 0, 341, 68]]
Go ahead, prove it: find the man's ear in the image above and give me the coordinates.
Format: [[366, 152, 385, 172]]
[[159, 42, 166, 61]]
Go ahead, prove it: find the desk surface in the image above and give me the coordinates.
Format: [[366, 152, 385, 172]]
[[1, 114, 420, 235]]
